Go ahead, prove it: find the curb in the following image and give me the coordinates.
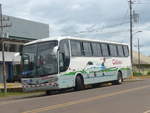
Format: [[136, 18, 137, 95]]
[[0, 83, 22, 92], [124, 76, 150, 82], [0, 83, 22, 89], [124, 78, 144, 82]]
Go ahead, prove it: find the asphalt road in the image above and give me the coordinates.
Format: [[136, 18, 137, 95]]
[[0, 79, 150, 113]]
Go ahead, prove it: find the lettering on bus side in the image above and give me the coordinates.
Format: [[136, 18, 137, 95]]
[[112, 59, 122, 65]]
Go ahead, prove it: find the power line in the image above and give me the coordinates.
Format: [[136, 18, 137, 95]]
[[133, 2, 150, 4], [132, 0, 150, 5], [62, 20, 129, 36]]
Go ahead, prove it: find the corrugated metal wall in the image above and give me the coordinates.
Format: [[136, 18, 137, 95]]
[[3, 15, 49, 40]]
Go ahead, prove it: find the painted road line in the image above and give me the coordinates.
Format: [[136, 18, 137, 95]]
[[144, 110, 150, 113], [22, 85, 150, 113]]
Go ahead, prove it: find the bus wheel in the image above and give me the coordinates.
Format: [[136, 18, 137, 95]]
[[75, 75, 85, 91], [116, 71, 123, 84], [113, 71, 123, 85]]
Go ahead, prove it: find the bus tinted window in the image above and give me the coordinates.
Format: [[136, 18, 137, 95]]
[[109, 44, 117, 57], [70, 40, 82, 56], [82, 42, 92, 57], [37, 41, 58, 76], [101, 43, 109, 57], [91, 43, 102, 56], [117, 45, 124, 57], [59, 40, 70, 72], [123, 45, 129, 57]]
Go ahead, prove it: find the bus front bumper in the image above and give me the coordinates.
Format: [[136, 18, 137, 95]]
[[22, 82, 59, 92]]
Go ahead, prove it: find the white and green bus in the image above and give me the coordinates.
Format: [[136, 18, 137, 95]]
[[21, 36, 132, 93]]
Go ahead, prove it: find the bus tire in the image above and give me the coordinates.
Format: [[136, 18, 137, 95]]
[[75, 75, 85, 91], [113, 71, 123, 85], [116, 71, 123, 84]]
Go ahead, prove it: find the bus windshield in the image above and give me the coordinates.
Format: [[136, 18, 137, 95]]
[[22, 41, 58, 77]]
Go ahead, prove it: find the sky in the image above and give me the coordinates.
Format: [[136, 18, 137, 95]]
[[1, 0, 150, 56]]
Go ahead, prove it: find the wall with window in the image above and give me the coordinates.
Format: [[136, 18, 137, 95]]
[[0, 41, 23, 82], [0, 42, 23, 52]]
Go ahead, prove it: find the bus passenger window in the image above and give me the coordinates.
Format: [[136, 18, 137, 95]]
[[91, 43, 102, 57], [82, 42, 92, 57], [70, 40, 82, 56], [117, 45, 124, 57], [123, 45, 129, 57], [109, 44, 117, 57], [101, 43, 109, 57]]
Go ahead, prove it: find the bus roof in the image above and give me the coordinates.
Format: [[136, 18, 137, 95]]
[[24, 36, 128, 46]]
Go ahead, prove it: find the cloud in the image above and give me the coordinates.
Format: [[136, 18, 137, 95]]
[[1, 0, 150, 55]]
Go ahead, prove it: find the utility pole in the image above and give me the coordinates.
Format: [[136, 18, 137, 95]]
[[137, 38, 140, 73], [0, 4, 11, 93], [129, 0, 133, 67], [0, 4, 3, 36], [0, 3, 7, 93]]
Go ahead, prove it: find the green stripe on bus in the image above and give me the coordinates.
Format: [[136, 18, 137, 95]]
[[64, 70, 87, 76], [120, 68, 130, 71], [63, 68, 130, 76]]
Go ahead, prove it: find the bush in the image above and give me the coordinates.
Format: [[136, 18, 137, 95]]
[[147, 71, 150, 75], [133, 72, 142, 76]]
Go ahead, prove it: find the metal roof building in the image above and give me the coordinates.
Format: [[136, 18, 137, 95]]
[[0, 15, 49, 82], [2, 15, 49, 40]]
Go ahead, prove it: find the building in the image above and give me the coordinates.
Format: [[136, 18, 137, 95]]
[[133, 51, 150, 74], [0, 15, 49, 82]]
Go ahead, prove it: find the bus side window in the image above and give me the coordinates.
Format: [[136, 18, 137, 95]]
[[59, 40, 70, 72], [117, 45, 124, 57], [123, 45, 129, 57], [109, 44, 117, 57], [91, 42, 102, 57], [70, 40, 82, 56], [82, 42, 92, 57], [80, 42, 85, 56], [101, 43, 109, 57]]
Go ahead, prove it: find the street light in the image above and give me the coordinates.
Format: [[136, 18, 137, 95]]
[[131, 30, 142, 61], [134, 38, 143, 74], [137, 38, 141, 73], [133, 31, 142, 74], [133, 31, 142, 35], [130, 31, 142, 69]]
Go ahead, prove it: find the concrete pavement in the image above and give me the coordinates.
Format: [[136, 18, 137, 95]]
[[0, 79, 150, 113]]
